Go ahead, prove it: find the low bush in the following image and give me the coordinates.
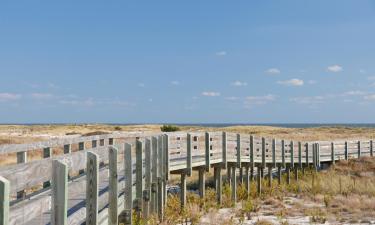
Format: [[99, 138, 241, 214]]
[[160, 125, 180, 132]]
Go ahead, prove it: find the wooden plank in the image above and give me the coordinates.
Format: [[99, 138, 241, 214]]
[[231, 166, 236, 202], [250, 136, 254, 167], [236, 134, 241, 168], [358, 141, 361, 158], [186, 134, 192, 177], [205, 132, 210, 172], [198, 168, 205, 198], [135, 140, 143, 216], [151, 137, 158, 215], [272, 139, 276, 168], [16, 151, 27, 200], [51, 160, 68, 225], [108, 147, 118, 225], [144, 139, 151, 219], [180, 173, 186, 209], [281, 140, 286, 168], [261, 137, 266, 168], [0, 176, 9, 225], [298, 142, 302, 168], [86, 151, 99, 225], [0, 146, 109, 194], [222, 132, 227, 169], [124, 143, 133, 225], [290, 141, 294, 167]]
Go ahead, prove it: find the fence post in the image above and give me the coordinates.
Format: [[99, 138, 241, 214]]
[[205, 132, 211, 172], [79, 142, 85, 174], [0, 176, 10, 225], [244, 166, 250, 195], [290, 141, 294, 167], [157, 136, 164, 220], [317, 143, 321, 168], [305, 143, 309, 168], [222, 132, 227, 169], [16, 151, 27, 199], [257, 166, 262, 195], [358, 141, 361, 158], [250, 135, 254, 171], [281, 140, 286, 168], [272, 139, 276, 168], [345, 141, 348, 160], [124, 143, 133, 225], [371, 140, 374, 157], [298, 142, 302, 169], [43, 147, 52, 188], [214, 167, 222, 204], [143, 139, 151, 219], [331, 142, 335, 164], [86, 152, 99, 225], [231, 166, 237, 202], [198, 168, 205, 198], [108, 147, 118, 225], [187, 133, 192, 177], [51, 160, 68, 225], [180, 173, 186, 209], [261, 137, 266, 169], [135, 140, 143, 218], [237, 134, 241, 168], [151, 137, 158, 215]]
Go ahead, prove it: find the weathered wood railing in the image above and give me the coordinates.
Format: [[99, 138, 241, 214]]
[[0, 131, 374, 225]]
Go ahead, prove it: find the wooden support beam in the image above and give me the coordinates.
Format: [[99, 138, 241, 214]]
[[358, 141, 361, 158], [317, 143, 321, 169], [79, 142, 85, 174], [16, 151, 27, 200], [205, 132, 211, 172], [86, 151, 99, 225], [244, 166, 250, 196], [345, 141, 349, 160], [261, 137, 266, 168], [290, 141, 294, 168], [272, 139, 276, 168], [143, 139, 151, 219], [151, 137, 158, 215], [281, 140, 286, 168], [257, 166, 262, 195], [239, 167, 243, 184], [231, 166, 237, 203], [214, 167, 222, 205], [331, 142, 335, 164], [250, 135, 254, 168], [198, 168, 205, 199], [0, 176, 9, 225], [222, 132, 227, 169], [305, 143, 309, 167], [43, 147, 52, 188], [277, 166, 282, 185], [298, 142, 302, 169], [250, 167, 254, 181], [227, 166, 232, 186], [157, 136, 164, 220], [163, 134, 170, 181], [51, 160, 68, 225], [180, 173, 186, 209], [268, 166, 272, 188], [124, 143, 133, 225], [135, 140, 143, 218], [371, 140, 374, 157], [186, 133, 192, 177], [294, 167, 298, 181], [108, 147, 118, 225], [237, 134, 241, 168], [286, 166, 291, 185]]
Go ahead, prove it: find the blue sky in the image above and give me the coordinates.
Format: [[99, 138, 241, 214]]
[[1, 1, 375, 124]]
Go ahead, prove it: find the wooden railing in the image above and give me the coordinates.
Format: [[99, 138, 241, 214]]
[[0, 131, 374, 225]]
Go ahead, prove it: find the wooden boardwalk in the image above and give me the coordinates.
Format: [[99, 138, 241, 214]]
[[0, 131, 373, 225]]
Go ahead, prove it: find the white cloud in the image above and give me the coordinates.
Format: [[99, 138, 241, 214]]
[[359, 69, 366, 74], [290, 96, 325, 104], [265, 68, 280, 75], [171, 81, 180, 86], [245, 94, 276, 106], [231, 81, 248, 86], [31, 93, 55, 100], [277, 79, 304, 86], [224, 97, 239, 101], [364, 94, 375, 101], [327, 65, 343, 73], [341, 91, 366, 96], [216, 51, 227, 56], [201, 91, 221, 97], [0, 93, 22, 102]]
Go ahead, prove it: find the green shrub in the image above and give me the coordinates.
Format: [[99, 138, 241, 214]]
[[160, 125, 180, 132]]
